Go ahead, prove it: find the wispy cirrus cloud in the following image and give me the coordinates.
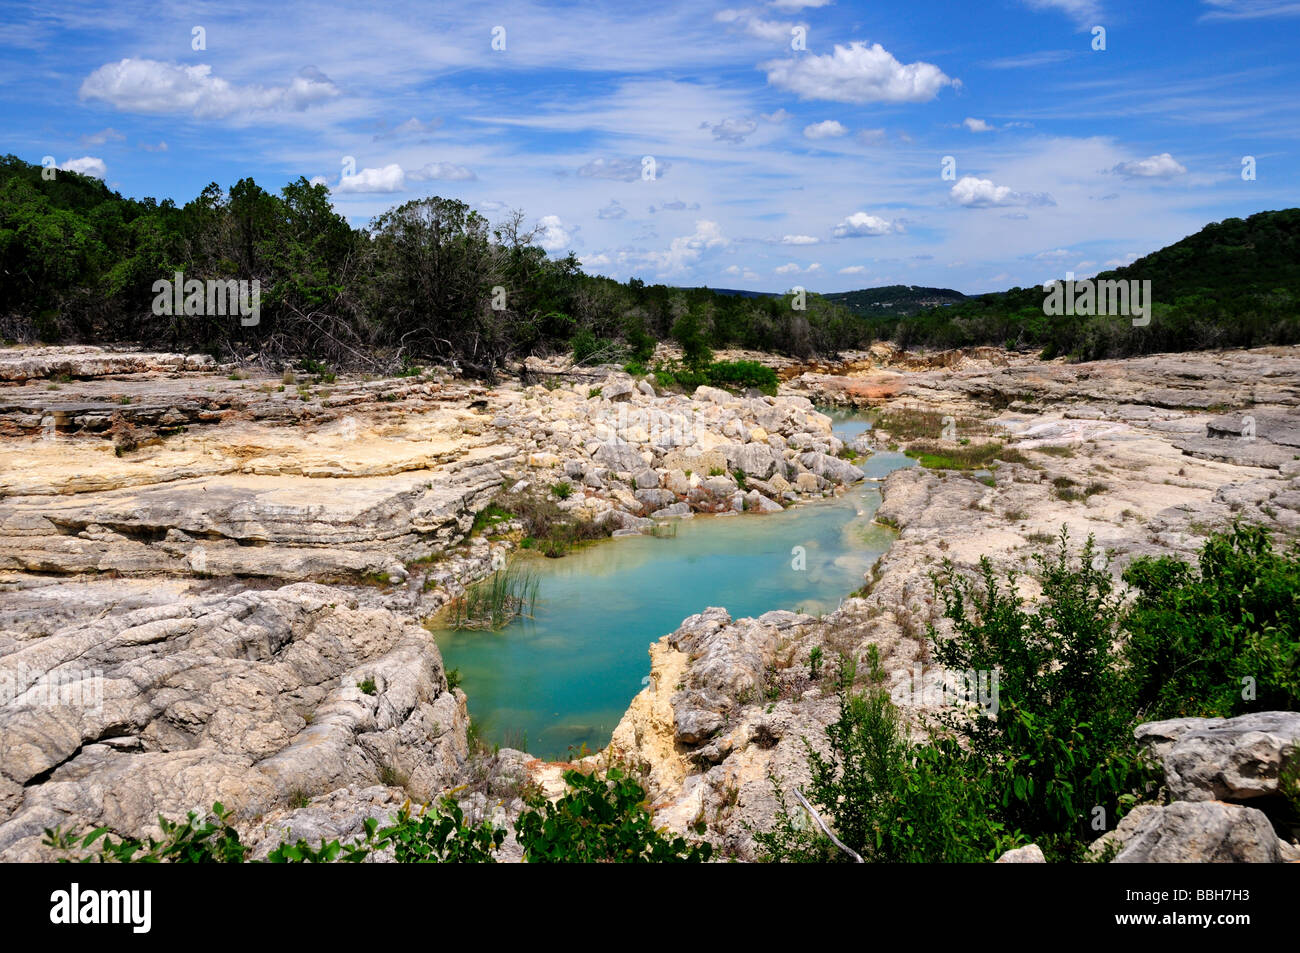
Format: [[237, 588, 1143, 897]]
[[1200, 0, 1300, 19]]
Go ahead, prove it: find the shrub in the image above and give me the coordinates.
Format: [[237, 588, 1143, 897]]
[[516, 765, 712, 863], [756, 690, 1019, 863], [1124, 523, 1300, 718], [928, 531, 1150, 859]]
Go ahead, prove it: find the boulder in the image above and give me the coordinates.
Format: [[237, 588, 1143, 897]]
[[1106, 802, 1283, 863], [593, 441, 645, 473], [1148, 711, 1300, 803], [995, 844, 1046, 863]]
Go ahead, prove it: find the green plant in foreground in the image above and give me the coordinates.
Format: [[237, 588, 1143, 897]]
[[516, 765, 712, 863]]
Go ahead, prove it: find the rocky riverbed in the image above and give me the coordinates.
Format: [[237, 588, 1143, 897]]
[[1, 342, 1297, 862]]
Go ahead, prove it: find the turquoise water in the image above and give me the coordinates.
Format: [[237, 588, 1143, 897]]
[[434, 413, 911, 758]]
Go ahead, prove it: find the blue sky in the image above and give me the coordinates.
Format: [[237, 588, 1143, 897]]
[[3, 0, 1298, 293]]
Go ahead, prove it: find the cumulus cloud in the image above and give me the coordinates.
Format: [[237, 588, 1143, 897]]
[[408, 161, 476, 181], [80, 59, 340, 118], [578, 156, 667, 181], [762, 42, 956, 104], [1110, 153, 1187, 179], [701, 117, 759, 142], [59, 156, 106, 179], [803, 119, 847, 139], [724, 264, 761, 280], [597, 199, 627, 220], [963, 117, 994, 132], [335, 163, 406, 193], [645, 220, 728, 274], [537, 215, 575, 252], [832, 212, 902, 237], [950, 175, 1055, 208]]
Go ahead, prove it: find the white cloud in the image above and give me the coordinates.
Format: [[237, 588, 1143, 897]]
[[335, 163, 406, 193], [781, 234, 820, 244], [139, 140, 168, 152], [1199, 0, 1300, 19], [803, 119, 847, 139], [578, 156, 667, 181], [59, 156, 106, 178], [761, 108, 791, 123], [80, 127, 123, 146], [537, 215, 575, 252], [308, 175, 329, 187], [857, 128, 888, 145], [374, 117, 442, 140], [832, 212, 902, 237], [701, 117, 759, 142], [597, 199, 627, 220], [839, 265, 868, 274], [79, 59, 340, 118], [950, 175, 1055, 208], [982, 50, 1073, 69], [408, 161, 476, 181], [715, 9, 803, 43], [1019, 0, 1103, 27], [768, 0, 833, 8], [762, 42, 956, 104], [1110, 153, 1187, 178], [963, 117, 994, 132], [645, 220, 728, 274], [583, 253, 612, 267], [1033, 248, 1074, 260]]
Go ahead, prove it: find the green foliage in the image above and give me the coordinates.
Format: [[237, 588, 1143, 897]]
[[928, 531, 1149, 859], [755, 691, 1019, 863], [1123, 523, 1300, 718], [44, 802, 249, 863], [447, 566, 540, 630], [704, 359, 779, 394], [891, 210, 1300, 359], [551, 480, 573, 500], [516, 765, 712, 862]]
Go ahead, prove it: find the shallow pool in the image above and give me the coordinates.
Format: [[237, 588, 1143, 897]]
[[434, 415, 911, 758]]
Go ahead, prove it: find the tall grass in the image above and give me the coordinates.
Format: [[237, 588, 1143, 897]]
[[448, 566, 540, 630]]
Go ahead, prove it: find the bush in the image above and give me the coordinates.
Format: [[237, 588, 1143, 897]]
[[47, 769, 708, 864], [516, 765, 712, 863], [928, 531, 1149, 859], [704, 359, 779, 395], [756, 689, 1019, 863], [1124, 523, 1300, 718]]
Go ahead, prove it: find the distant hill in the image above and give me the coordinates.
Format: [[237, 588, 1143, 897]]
[[824, 285, 966, 317], [892, 209, 1300, 360]]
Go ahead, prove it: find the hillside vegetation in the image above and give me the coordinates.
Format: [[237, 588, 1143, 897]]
[[2, 155, 1295, 369], [888, 209, 1300, 359]]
